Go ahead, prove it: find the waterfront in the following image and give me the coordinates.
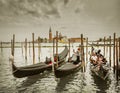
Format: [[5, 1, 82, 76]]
[[0, 46, 119, 93]]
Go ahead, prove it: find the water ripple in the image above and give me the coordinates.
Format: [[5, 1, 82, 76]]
[[0, 48, 120, 93]]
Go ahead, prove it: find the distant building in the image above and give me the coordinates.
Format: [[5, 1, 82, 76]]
[[59, 32, 62, 39], [69, 37, 86, 43], [49, 27, 52, 43], [59, 36, 68, 43], [53, 32, 68, 43]]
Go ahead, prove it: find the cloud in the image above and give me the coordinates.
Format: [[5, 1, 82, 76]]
[[0, 0, 61, 19], [0, 0, 119, 26], [64, 0, 69, 5], [0, 0, 120, 42]]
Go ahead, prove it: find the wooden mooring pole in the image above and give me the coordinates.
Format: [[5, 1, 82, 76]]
[[52, 38, 55, 72], [32, 33, 35, 64], [25, 38, 27, 60], [106, 38, 108, 57], [12, 34, 15, 56], [109, 36, 111, 67], [116, 38, 118, 81], [83, 44, 85, 72], [53, 38, 55, 57], [81, 34, 85, 72], [104, 37, 106, 57], [119, 37, 120, 78], [86, 38, 88, 62], [1, 42, 2, 52], [29, 42, 31, 56], [113, 33, 116, 73], [69, 39, 70, 59], [119, 37, 120, 62], [56, 31, 58, 68], [11, 39, 13, 55], [21, 42, 23, 56], [38, 37, 41, 61]]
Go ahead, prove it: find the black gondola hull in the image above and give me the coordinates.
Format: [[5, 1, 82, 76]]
[[12, 46, 69, 78], [90, 64, 110, 80], [55, 62, 82, 78], [13, 65, 51, 78]]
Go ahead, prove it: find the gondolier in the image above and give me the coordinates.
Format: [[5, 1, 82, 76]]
[[73, 48, 81, 64]]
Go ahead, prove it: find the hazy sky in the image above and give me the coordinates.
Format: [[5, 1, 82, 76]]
[[0, 0, 120, 41]]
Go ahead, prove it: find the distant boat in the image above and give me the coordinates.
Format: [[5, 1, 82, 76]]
[[54, 54, 82, 78], [11, 46, 69, 78]]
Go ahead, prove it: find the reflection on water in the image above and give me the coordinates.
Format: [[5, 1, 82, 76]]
[[17, 71, 52, 93], [91, 74, 110, 93], [0, 48, 120, 93], [55, 71, 85, 93], [19, 72, 51, 88], [56, 73, 77, 93]]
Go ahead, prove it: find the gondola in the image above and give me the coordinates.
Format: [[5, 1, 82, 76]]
[[11, 46, 69, 78], [89, 47, 110, 80], [54, 54, 82, 78], [90, 63, 110, 80], [89, 53, 110, 80]]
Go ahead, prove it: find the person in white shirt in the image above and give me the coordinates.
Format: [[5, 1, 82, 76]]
[[73, 48, 81, 64], [90, 52, 98, 65]]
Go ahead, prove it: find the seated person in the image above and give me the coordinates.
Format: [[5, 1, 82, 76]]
[[90, 52, 98, 65], [97, 55, 103, 68], [102, 58, 107, 64], [97, 54, 107, 70], [45, 57, 52, 64], [54, 55, 60, 62]]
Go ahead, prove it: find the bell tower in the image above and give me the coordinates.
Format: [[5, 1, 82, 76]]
[[49, 27, 52, 43]]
